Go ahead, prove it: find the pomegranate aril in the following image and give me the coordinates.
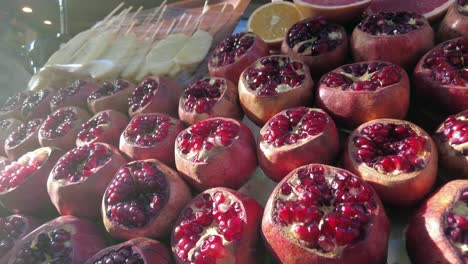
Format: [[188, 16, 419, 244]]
[[6, 119, 42, 147], [358, 12, 424, 35], [128, 78, 158, 112], [21, 89, 50, 118], [209, 32, 255, 67], [182, 78, 224, 113], [40, 109, 80, 138], [124, 114, 170, 146], [88, 80, 130, 101]]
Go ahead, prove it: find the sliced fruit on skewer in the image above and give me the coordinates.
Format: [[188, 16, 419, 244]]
[[120, 38, 154, 80]]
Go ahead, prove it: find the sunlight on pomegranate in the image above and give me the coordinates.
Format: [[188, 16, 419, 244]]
[[20, 88, 55, 121], [87, 79, 135, 114], [0, 119, 23, 157], [76, 110, 129, 147], [5, 119, 43, 160], [50, 80, 99, 112], [0, 91, 30, 121]]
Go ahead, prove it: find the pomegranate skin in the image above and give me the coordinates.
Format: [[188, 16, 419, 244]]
[[7, 216, 107, 264], [38, 106, 92, 151], [0, 91, 31, 121], [20, 88, 55, 121], [413, 37, 468, 114], [47, 143, 127, 219], [437, 3, 468, 42], [0, 147, 65, 215], [178, 78, 243, 125], [343, 119, 438, 206], [76, 109, 129, 147], [262, 164, 390, 264], [87, 80, 135, 115], [128, 76, 182, 118], [238, 55, 315, 126], [175, 118, 258, 191], [0, 214, 40, 264], [84, 238, 171, 264], [50, 79, 100, 112], [208, 32, 270, 85], [406, 180, 468, 264], [5, 119, 43, 161], [257, 107, 340, 182], [316, 61, 410, 128], [102, 159, 192, 240], [119, 113, 185, 167], [0, 119, 23, 157], [351, 15, 435, 70], [171, 187, 263, 264], [433, 110, 468, 178]]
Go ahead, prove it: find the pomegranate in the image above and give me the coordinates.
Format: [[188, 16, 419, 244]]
[[175, 117, 257, 191], [50, 80, 99, 112], [413, 37, 468, 114], [438, 1, 468, 41], [20, 88, 55, 120], [238, 55, 314, 126], [351, 12, 435, 70], [208, 32, 269, 85], [7, 215, 107, 264], [281, 17, 348, 78], [0, 119, 22, 157], [84, 238, 171, 264], [316, 61, 410, 128], [0, 147, 64, 215], [128, 76, 182, 118], [171, 187, 263, 264], [293, 0, 371, 24], [406, 180, 468, 264], [76, 110, 129, 147], [47, 143, 127, 219], [38, 106, 91, 151], [262, 164, 390, 264], [87, 79, 135, 115], [102, 159, 191, 240], [0, 214, 39, 264], [433, 110, 468, 178], [258, 107, 339, 182], [0, 91, 30, 121], [178, 77, 243, 125], [119, 113, 184, 167], [343, 119, 438, 206], [4, 118, 43, 161]]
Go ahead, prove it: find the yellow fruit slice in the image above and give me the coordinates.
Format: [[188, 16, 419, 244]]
[[247, 2, 302, 46]]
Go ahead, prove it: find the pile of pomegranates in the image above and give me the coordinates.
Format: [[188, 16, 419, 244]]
[[0, 4, 467, 263]]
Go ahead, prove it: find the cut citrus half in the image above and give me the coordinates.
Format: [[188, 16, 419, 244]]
[[247, 2, 302, 48]]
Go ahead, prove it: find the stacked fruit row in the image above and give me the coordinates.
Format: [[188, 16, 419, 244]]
[[0, 2, 467, 264]]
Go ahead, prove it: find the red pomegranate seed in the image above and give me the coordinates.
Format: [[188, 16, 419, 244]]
[[208, 32, 255, 68], [128, 78, 159, 112], [123, 114, 171, 146]]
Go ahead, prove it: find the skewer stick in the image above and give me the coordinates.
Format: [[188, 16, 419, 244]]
[[182, 14, 193, 31], [124, 6, 143, 35], [191, 0, 209, 34], [209, 2, 229, 34], [150, 5, 168, 40], [166, 18, 178, 35], [94, 2, 125, 28]]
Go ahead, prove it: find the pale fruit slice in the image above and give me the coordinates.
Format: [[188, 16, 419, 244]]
[[367, 0, 454, 22], [120, 38, 153, 81], [46, 29, 96, 66], [174, 30, 213, 72], [136, 33, 189, 80], [247, 2, 302, 49], [28, 65, 91, 92], [72, 30, 117, 65], [294, 0, 371, 23], [87, 32, 138, 80]]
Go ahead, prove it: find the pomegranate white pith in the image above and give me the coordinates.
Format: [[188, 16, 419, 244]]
[[258, 107, 339, 182], [343, 119, 438, 206]]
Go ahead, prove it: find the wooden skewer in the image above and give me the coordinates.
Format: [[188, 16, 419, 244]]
[[182, 14, 193, 31], [150, 5, 168, 40], [94, 2, 124, 29], [124, 6, 143, 35], [208, 2, 229, 35]]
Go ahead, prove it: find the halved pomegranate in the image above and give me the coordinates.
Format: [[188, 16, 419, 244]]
[[20, 88, 55, 120], [208, 32, 269, 85], [0, 119, 22, 157], [343, 119, 438, 206], [84, 237, 170, 264], [413, 37, 468, 114], [281, 17, 348, 78], [87, 79, 135, 115], [5, 118, 43, 160], [437, 1, 468, 42], [7, 215, 107, 264], [262, 164, 390, 264], [433, 110, 468, 178], [128, 76, 182, 118], [238, 55, 314, 126], [76, 110, 129, 147], [175, 117, 257, 191], [316, 61, 410, 128], [119, 113, 184, 167], [50, 80, 99, 112], [0, 214, 39, 264], [47, 143, 127, 219], [406, 180, 468, 264], [258, 107, 339, 182], [0, 147, 64, 215], [39, 106, 91, 151], [351, 12, 435, 70], [102, 159, 191, 240], [171, 187, 263, 264], [0, 91, 30, 120], [179, 77, 243, 125]]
